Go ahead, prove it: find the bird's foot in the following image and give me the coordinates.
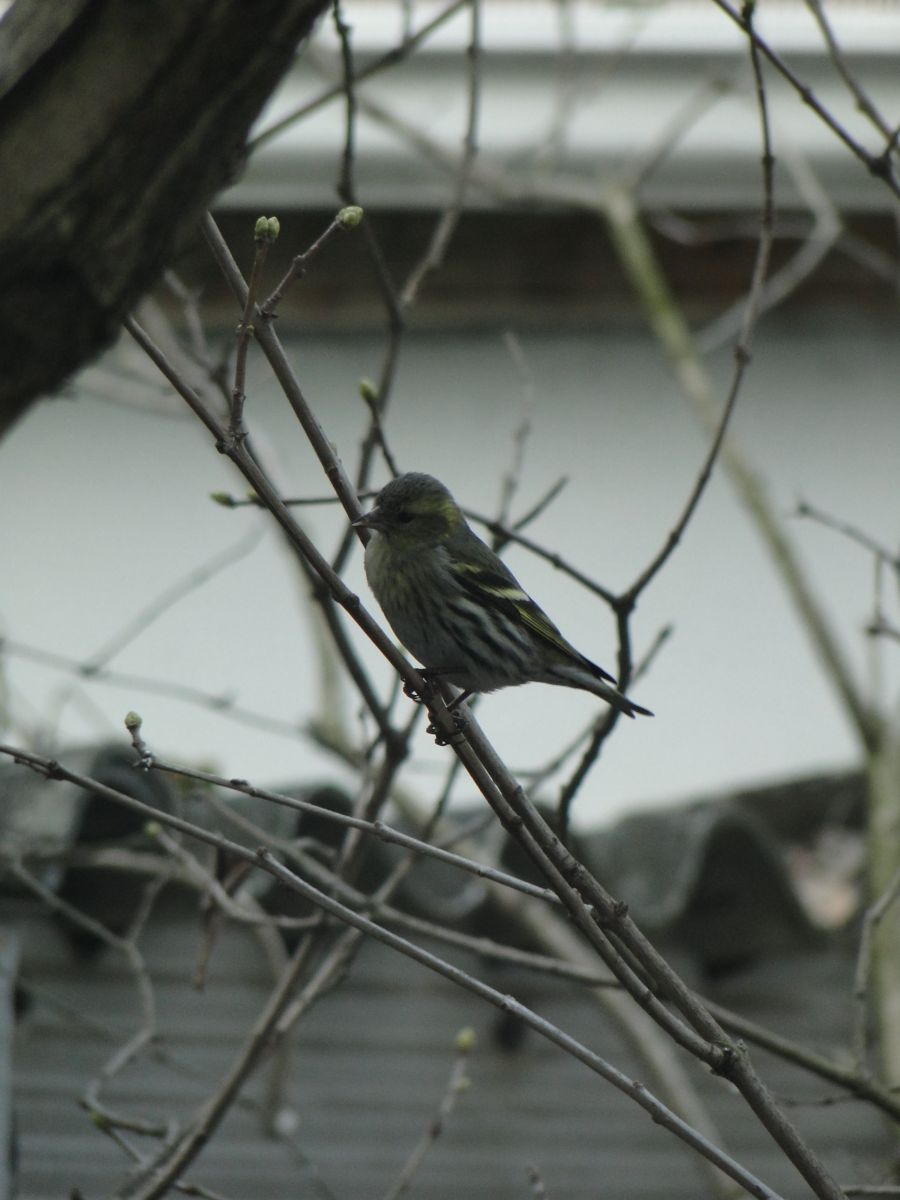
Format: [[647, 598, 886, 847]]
[[426, 707, 468, 747], [403, 669, 437, 705]]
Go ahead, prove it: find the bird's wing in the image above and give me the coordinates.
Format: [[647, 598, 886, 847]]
[[451, 559, 617, 684]]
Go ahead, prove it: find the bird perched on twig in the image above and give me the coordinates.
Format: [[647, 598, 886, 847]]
[[355, 473, 652, 719]]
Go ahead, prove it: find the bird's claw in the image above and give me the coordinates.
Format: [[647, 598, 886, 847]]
[[403, 670, 436, 705], [426, 708, 468, 746], [402, 670, 467, 743]]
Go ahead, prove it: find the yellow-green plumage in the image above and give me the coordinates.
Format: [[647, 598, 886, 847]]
[[357, 473, 652, 719]]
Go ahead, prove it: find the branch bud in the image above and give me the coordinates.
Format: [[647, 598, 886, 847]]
[[254, 215, 281, 243], [455, 1026, 477, 1052], [337, 205, 364, 229]]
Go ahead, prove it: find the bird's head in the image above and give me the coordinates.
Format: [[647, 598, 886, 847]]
[[354, 473, 465, 547]]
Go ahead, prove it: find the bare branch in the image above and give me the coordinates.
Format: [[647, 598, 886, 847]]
[[230, 218, 278, 439], [381, 1030, 475, 1200], [5, 856, 161, 1137], [708, 0, 900, 198], [251, 0, 471, 151], [804, 0, 898, 143], [262, 208, 362, 315], [852, 863, 900, 1075], [399, 0, 482, 311], [621, 0, 776, 606], [0, 636, 304, 741], [796, 499, 900, 575]]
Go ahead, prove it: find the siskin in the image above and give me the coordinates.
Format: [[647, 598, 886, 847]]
[[355, 473, 652, 719]]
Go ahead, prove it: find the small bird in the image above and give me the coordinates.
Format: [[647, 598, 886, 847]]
[[355, 473, 652, 719]]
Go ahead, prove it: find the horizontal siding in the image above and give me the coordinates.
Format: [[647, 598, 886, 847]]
[[9, 898, 893, 1200]]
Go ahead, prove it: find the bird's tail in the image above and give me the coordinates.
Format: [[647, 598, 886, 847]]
[[549, 663, 654, 718], [604, 686, 653, 719]]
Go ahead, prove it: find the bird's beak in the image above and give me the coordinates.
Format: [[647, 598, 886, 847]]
[[353, 505, 381, 531]]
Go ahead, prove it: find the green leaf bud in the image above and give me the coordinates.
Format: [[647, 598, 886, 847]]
[[455, 1026, 477, 1052], [338, 205, 363, 229]]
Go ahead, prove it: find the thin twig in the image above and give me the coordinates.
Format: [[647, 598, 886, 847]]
[[491, 332, 536, 546], [262, 207, 363, 316], [332, 0, 358, 206], [695, 146, 841, 355], [199, 217, 368, 528], [117, 735, 569, 907], [231, 218, 278, 439], [381, 1030, 475, 1200], [709, 0, 900, 199], [804, 0, 897, 143], [116, 930, 321, 1200], [619, 0, 776, 609], [338, 0, 485, 521], [400, 0, 482, 311], [81, 528, 264, 673], [125, 306, 401, 742], [6, 857, 161, 1137], [851, 863, 900, 1074], [526, 1163, 549, 1198], [624, 74, 734, 196], [250, 0, 471, 151], [473, 514, 616, 606], [512, 477, 568, 536], [212, 491, 340, 508], [357, 380, 401, 478], [866, 618, 900, 646], [796, 499, 900, 576], [0, 636, 306, 741], [162, 271, 212, 371]]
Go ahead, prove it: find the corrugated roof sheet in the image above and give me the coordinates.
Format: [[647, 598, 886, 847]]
[[9, 893, 892, 1200]]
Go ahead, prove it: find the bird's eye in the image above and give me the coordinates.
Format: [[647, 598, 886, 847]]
[[397, 510, 414, 524]]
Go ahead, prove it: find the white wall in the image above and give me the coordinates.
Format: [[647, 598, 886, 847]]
[[1, 315, 897, 823]]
